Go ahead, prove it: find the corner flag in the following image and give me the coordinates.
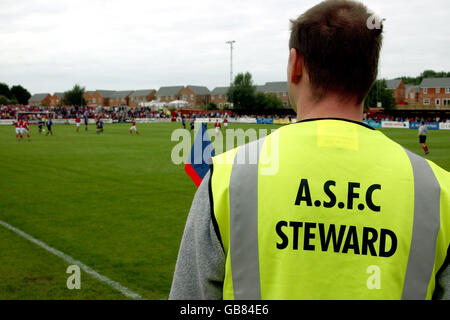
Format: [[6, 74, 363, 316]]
[[184, 123, 215, 187]]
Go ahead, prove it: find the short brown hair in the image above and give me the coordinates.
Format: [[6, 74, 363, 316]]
[[289, 0, 383, 104]]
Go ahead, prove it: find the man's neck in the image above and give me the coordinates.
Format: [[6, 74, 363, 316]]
[[296, 94, 363, 122]]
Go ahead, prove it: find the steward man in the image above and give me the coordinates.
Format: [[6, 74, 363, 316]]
[[170, 0, 450, 300]]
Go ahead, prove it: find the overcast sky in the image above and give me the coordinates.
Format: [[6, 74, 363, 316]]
[[1, 0, 449, 94]]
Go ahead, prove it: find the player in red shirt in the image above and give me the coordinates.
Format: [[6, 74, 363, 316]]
[[214, 119, 221, 136], [13, 119, 21, 140], [129, 119, 139, 135], [223, 117, 228, 129], [75, 115, 81, 133], [21, 119, 31, 141]]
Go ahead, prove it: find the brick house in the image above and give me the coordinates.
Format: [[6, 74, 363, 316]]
[[90, 90, 116, 107], [83, 91, 95, 105], [28, 93, 52, 106], [155, 86, 184, 103], [50, 92, 64, 106], [257, 81, 289, 107], [210, 87, 231, 108], [109, 90, 134, 107], [404, 85, 419, 105], [386, 79, 405, 105], [179, 85, 210, 108], [129, 89, 156, 108], [418, 77, 450, 108], [177, 87, 196, 108]]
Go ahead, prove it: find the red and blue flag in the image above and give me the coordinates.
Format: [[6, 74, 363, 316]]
[[184, 123, 215, 187]]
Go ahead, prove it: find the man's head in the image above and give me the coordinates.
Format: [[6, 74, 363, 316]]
[[287, 0, 383, 113]]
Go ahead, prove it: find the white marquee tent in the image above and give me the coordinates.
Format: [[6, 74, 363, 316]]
[[168, 100, 189, 109]]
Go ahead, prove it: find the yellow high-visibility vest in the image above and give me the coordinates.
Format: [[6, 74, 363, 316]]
[[210, 119, 450, 300]]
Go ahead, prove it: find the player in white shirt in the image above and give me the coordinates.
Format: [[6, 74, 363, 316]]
[[418, 121, 429, 154]]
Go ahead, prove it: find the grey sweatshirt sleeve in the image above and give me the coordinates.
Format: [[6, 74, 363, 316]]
[[169, 171, 225, 300]]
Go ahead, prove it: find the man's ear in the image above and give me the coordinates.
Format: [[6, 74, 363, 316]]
[[288, 48, 303, 84]]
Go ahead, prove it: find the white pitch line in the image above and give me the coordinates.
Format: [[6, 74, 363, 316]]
[[0, 220, 142, 300]]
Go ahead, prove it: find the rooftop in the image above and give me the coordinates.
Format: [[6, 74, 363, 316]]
[[419, 77, 450, 88], [156, 86, 184, 97]]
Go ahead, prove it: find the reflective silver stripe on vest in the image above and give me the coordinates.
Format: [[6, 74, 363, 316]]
[[402, 148, 441, 300], [229, 137, 266, 300]]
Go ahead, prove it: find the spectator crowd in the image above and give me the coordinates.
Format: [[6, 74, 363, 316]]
[[0, 105, 170, 120], [1, 104, 448, 124]]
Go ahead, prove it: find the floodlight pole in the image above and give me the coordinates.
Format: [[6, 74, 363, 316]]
[[226, 40, 235, 85]]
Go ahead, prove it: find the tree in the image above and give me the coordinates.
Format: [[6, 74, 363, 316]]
[[399, 69, 450, 85], [63, 84, 86, 106], [364, 79, 395, 110], [10, 85, 31, 105], [9, 96, 18, 105], [227, 72, 257, 113], [379, 87, 396, 110], [421, 70, 450, 78], [0, 83, 11, 99], [264, 93, 285, 110], [227, 72, 287, 113], [254, 92, 284, 111], [254, 92, 268, 111], [206, 102, 218, 110], [0, 95, 9, 105]]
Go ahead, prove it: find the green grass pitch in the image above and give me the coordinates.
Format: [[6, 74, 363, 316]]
[[0, 122, 448, 299]]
